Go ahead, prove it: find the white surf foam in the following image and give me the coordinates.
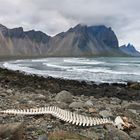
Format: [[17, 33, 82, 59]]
[[3, 62, 48, 76], [63, 58, 104, 65], [43, 63, 72, 70]]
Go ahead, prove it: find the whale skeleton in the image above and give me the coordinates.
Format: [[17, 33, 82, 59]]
[[0, 106, 134, 130]]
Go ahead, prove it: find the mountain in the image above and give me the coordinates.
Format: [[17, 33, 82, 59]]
[[0, 24, 50, 57], [120, 43, 140, 57], [47, 24, 125, 56], [0, 24, 126, 57]]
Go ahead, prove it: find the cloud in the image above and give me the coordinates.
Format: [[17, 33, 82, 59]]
[[0, 0, 140, 50]]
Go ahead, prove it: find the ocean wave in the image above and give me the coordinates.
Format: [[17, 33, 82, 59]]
[[31, 58, 48, 62], [63, 58, 104, 65], [3, 62, 48, 76], [2, 57, 140, 83], [67, 67, 140, 76], [43, 63, 72, 69]]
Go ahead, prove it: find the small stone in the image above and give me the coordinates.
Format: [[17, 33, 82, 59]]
[[19, 98, 28, 104], [99, 110, 113, 118], [128, 109, 138, 115], [55, 90, 73, 103], [38, 135, 48, 140], [0, 93, 7, 97], [34, 94, 47, 101], [69, 102, 84, 109], [84, 100, 93, 108], [121, 100, 129, 106], [110, 97, 121, 105], [126, 103, 140, 110], [47, 125, 53, 129], [88, 108, 97, 113], [6, 89, 13, 94]]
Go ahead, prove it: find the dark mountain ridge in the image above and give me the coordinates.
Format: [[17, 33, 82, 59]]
[[0, 23, 131, 57], [120, 43, 140, 56]]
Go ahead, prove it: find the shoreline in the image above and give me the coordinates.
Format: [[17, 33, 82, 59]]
[[0, 67, 140, 101]]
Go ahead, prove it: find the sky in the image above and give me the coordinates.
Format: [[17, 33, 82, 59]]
[[0, 0, 140, 51]]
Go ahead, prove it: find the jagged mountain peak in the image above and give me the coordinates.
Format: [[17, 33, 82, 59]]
[[120, 43, 140, 56], [0, 23, 7, 28], [0, 24, 50, 43], [0, 24, 8, 31], [25, 30, 50, 44]]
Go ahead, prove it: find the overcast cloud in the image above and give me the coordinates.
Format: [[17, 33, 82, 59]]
[[0, 0, 140, 50]]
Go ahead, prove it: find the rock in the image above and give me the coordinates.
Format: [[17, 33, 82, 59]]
[[46, 125, 53, 129], [121, 100, 129, 106], [126, 103, 140, 110], [125, 103, 140, 115], [130, 127, 140, 140], [110, 97, 121, 105], [80, 130, 99, 139], [55, 90, 73, 103], [88, 108, 97, 113], [99, 110, 113, 118], [105, 125, 132, 140], [48, 131, 91, 140], [18, 98, 28, 104], [84, 100, 93, 108], [34, 94, 47, 101], [38, 135, 48, 140], [128, 109, 139, 115], [0, 122, 26, 140], [57, 102, 69, 109], [129, 83, 140, 90], [6, 89, 13, 94], [69, 102, 84, 109], [0, 92, 7, 97]]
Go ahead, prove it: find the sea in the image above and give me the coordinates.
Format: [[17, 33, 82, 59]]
[[1, 57, 140, 84]]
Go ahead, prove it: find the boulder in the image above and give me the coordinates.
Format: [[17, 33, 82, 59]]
[[55, 90, 73, 103], [0, 122, 26, 140]]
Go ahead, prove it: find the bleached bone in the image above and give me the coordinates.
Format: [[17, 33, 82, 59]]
[[0, 106, 130, 129]]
